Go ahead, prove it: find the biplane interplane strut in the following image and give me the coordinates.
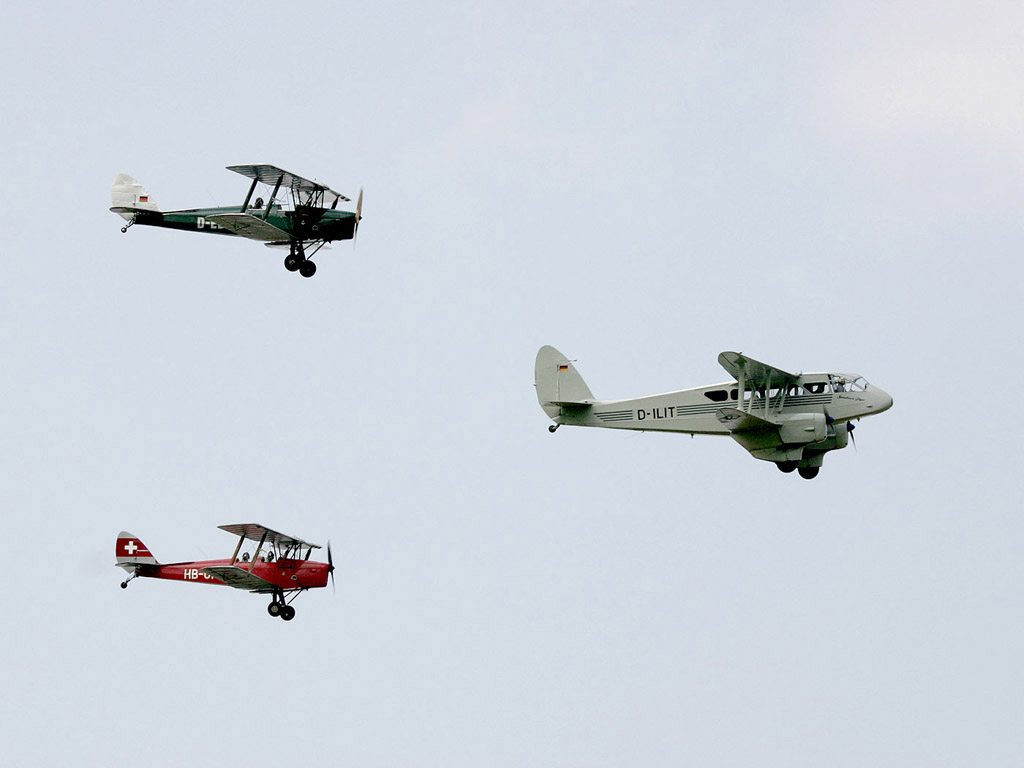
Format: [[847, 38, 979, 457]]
[[115, 524, 335, 621], [535, 346, 892, 479], [111, 164, 362, 278]]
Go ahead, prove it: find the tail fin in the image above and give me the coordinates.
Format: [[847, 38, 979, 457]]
[[111, 173, 160, 221], [535, 345, 595, 419], [115, 531, 159, 570]]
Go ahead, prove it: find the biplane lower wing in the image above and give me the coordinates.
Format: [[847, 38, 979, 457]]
[[204, 213, 293, 242], [715, 407, 778, 434], [201, 565, 278, 593]]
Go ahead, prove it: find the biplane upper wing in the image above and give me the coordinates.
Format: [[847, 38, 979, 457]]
[[203, 213, 292, 242], [717, 352, 800, 389], [201, 565, 278, 593], [217, 523, 320, 551], [226, 164, 350, 208]]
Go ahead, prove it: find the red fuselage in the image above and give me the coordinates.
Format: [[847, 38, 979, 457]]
[[137, 558, 330, 591]]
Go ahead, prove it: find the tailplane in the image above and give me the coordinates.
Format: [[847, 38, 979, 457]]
[[111, 173, 160, 221], [535, 345, 595, 420], [115, 531, 159, 571]]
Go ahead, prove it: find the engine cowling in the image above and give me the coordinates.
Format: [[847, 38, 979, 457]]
[[777, 413, 828, 444]]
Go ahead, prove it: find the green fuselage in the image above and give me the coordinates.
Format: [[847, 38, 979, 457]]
[[130, 205, 357, 243]]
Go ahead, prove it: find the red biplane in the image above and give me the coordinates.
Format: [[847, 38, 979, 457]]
[[115, 524, 334, 621]]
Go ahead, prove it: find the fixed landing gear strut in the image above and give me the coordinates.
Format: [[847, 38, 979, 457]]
[[284, 242, 317, 278], [267, 591, 296, 621], [120, 218, 136, 234]]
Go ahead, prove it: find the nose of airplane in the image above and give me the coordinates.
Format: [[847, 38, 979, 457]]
[[873, 387, 894, 413]]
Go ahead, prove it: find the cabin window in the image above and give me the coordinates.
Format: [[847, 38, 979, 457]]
[[704, 389, 729, 402], [805, 382, 830, 394]]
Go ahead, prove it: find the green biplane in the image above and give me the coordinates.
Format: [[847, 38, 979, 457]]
[[111, 164, 362, 278]]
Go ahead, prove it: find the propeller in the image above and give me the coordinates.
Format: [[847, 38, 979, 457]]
[[848, 420, 857, 452], [353, 188, 363, 245], [327, 540, 335, 593]]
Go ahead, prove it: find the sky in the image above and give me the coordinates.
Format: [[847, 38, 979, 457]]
[[2, 1, 1023, 765]]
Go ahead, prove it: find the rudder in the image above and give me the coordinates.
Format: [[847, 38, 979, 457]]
[[115, 531, 159, 569], [535, 346, 595, 419], [111, 173, 160, 221]]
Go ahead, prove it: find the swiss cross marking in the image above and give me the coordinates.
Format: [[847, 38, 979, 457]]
[[124, 540, 138, 555]]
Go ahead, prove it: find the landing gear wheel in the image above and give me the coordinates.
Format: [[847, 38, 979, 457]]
[[284, 255, 301, 272], [120, 581, 128, 589], [798, 466, 820, 480], [299, 260, 317, 278], [280, 605, 296, 621], [777, 461, 797, 473], [268, 602, 282, 617]]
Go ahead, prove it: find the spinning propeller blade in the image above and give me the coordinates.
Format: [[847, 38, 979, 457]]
[[353, 188, 363, 246], [327, 540, 335, 593], [848, 420, 857, 452]]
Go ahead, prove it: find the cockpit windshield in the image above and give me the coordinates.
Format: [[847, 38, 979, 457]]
[[830, 374, 868, 392]]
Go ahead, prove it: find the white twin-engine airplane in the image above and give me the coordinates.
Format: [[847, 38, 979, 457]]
[[535, 346, 893, 479]]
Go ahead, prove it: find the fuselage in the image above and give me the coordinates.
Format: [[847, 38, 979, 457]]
[[559, 372, 893, 435], [136, 557, 330, 591], [129, 205, 357, 243]]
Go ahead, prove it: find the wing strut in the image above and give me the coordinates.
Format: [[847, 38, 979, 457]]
[[229, 532, 245, 565], [250, 530, 269, 569], [263, 174, 284, 221], [240, 177, 258, 213], [737, 357, 747, 414]]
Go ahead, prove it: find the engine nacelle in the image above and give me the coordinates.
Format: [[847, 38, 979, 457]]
[[777, 412, 828, 444]]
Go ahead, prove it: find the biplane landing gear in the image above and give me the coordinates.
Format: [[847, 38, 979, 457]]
[[798, 466, 819, 480], [268, 591, 297, 620], [776, 461, 797, 473], [285, 242, 317, 277], [285, 241, 305, 273]]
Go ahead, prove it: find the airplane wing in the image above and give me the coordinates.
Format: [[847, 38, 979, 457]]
[[226, 164, 350, 208], [218, 523, 320, 552], [715, 407, 778, 433], [204, 213, 292, 242], [201, 565, 278, 593], [717, 352, 800, 389]]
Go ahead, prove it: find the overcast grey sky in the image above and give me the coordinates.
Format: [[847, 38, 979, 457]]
[[2, 1, 1023, 765]]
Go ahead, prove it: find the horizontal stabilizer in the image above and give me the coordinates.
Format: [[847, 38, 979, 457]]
[[200, 565, 277, 593], [205, 213, 292, 242]]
